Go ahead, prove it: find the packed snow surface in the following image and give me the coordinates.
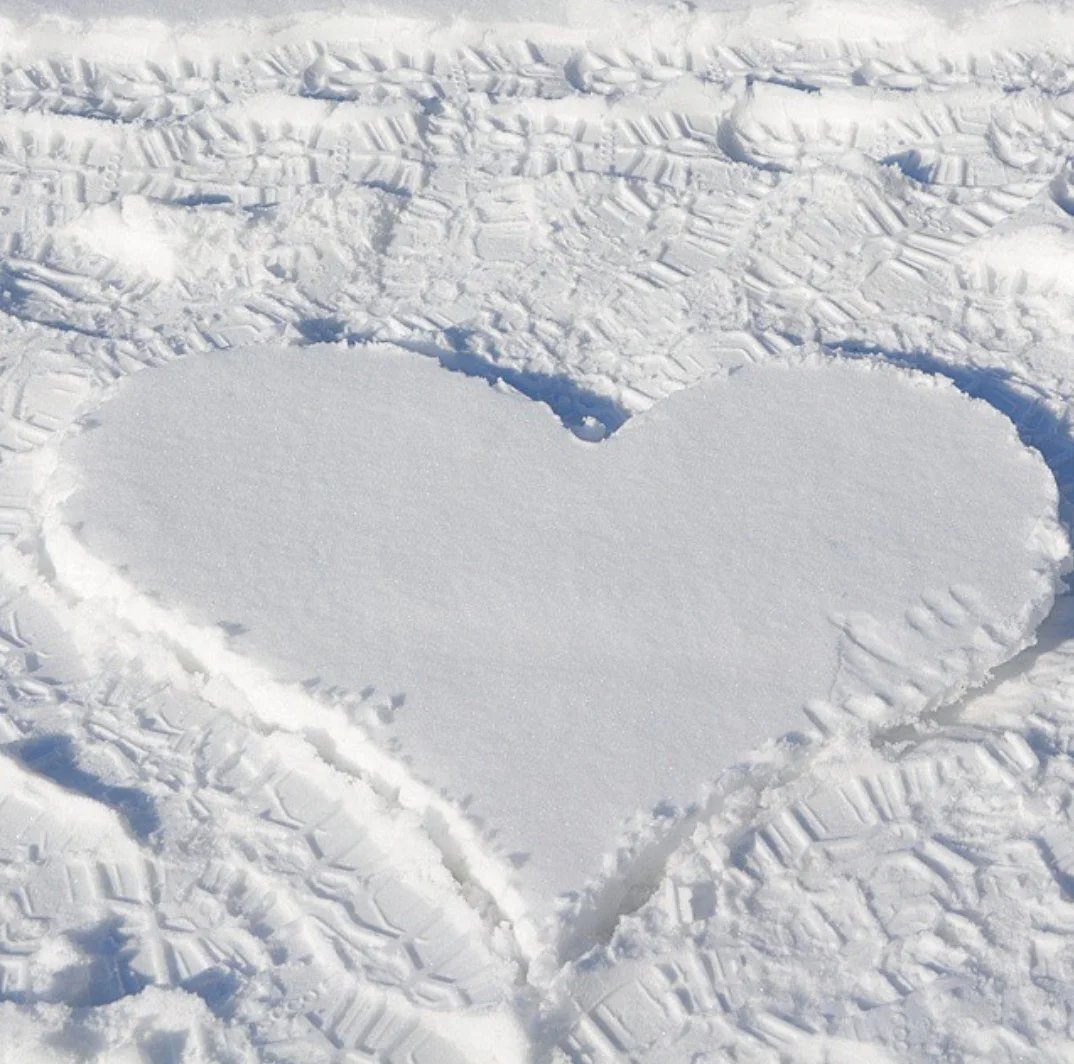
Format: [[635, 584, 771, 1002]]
[[55, 346, 1066, 907], [5, 0, 1074, 1060]]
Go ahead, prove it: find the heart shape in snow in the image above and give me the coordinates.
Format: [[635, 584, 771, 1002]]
[[53, 345, 1066, 914]]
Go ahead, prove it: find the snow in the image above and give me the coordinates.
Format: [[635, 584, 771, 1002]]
[[5, 0, 1074, 1060], [54, 345, 1066, 912], [60, 197, 179, 282]]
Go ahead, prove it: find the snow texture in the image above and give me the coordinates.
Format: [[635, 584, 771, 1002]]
[[1, 0, 1074, 1060]]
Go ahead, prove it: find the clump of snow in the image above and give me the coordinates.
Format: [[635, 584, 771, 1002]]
[[0, 987, 255, 1063], [61, 196, 180, 282], [960, 223, 1074, 299]]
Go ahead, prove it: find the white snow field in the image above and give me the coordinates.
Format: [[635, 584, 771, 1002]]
[[5, 0, 1074, 1061]]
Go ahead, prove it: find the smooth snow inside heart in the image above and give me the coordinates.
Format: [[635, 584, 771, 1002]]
[[53, 346, 1067, 904]]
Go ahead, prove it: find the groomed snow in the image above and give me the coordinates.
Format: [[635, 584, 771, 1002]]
[[52, 345, 1067, 908]]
